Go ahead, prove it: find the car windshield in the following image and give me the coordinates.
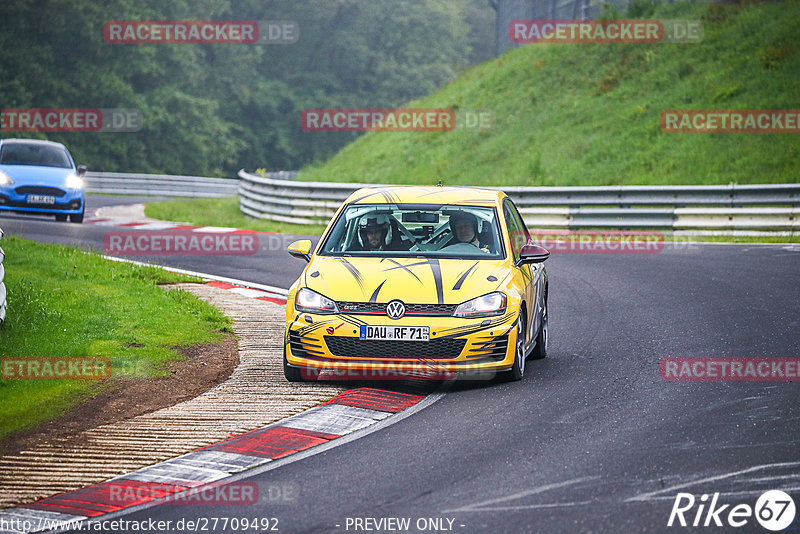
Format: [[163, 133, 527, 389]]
[[319, 204, 505, 259], [0, 143, 72, 168]]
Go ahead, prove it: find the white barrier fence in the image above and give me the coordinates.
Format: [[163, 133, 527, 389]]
[[85, 171, 238, 197], [238, 170, 800, 231]]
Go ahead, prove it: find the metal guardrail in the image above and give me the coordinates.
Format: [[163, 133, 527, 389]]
[[238, 170, 800, 231], [85, 171, 238, 197], [0, 227, 6, 324]]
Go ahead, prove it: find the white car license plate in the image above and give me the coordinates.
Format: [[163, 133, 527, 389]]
[[360, 325, 429, 342], [27, 195, 56, 204]]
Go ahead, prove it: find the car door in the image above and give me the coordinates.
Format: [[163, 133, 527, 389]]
[[502, 200, 536, 346], [505, 199, 545, 347]]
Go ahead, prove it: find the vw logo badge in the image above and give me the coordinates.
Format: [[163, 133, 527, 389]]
[[386, 300, 406, 320]]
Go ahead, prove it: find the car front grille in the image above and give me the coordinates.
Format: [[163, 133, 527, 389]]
[[324, 336, 466, 360], [15, 186, 66, 197], [336, 301, 457, 316]]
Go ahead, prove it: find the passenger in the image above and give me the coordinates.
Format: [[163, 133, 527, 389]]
[[449, 211, 490, 252]]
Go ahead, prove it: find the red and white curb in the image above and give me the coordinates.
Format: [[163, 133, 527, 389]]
[[89, 204, 293, 304], [0, 389, 424, 533], [203, 281, 287, 305], [86, 208, 275, 237]]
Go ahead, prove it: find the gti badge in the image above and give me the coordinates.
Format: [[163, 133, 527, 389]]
[[386, 300, 406, 320]]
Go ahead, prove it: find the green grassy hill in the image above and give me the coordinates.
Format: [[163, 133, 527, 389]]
[[298, 1, 800, 187]]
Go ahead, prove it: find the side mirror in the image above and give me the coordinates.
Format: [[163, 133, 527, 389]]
[[76, 165, 87, 177], [517, 243, 550, 265], [288, 239, 312, 262]]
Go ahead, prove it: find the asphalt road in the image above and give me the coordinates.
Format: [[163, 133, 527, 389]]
[[6, 196, 800, 533]]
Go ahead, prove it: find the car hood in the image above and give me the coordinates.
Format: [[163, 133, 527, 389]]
[[0, 164, 75, 185], [303, 255, 510, 305]]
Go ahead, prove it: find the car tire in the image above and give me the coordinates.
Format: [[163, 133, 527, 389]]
[[505, 309, 526, 381], [529, 294, 548, 360], [69, 209, 84, 223], [55, 214, 68, 222], [283, 351, 305, 382]]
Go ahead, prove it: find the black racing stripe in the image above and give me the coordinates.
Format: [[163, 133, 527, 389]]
[[341, 315, 369, 327], [338, 257, 365, 292], [297, 319, 337, 336], [349, 190, 387, 204], [429, 258, 444, 305], [369, 281, 386, 303], [381, 190, 395, 203], [413, 189, 451, 199], [383, 259, 423, 283], [453, 262, 478, 291], [436, 311, 515, 339]]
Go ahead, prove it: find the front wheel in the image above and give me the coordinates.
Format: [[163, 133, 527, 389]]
[[283, 350, 305, 382], [529, 296, 548, 360], [70, 208, 84, 223], [505, 310, 526, 381], [55, 214, 68, 222]]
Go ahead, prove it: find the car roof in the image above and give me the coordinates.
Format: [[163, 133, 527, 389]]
[[0, 138, 68, 149], [344, 185, 506, 206]]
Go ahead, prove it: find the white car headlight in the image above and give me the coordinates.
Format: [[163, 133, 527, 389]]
[[65, 174, 85, 189], [453, 292, 507, 318], [295, 288, 339, 314], [0, 171, 14, 186]]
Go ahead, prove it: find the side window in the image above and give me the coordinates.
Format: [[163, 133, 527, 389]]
[[508, 200, 531, 245], [503, 201, 523, 261]]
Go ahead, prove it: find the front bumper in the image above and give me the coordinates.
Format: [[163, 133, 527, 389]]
[[285, 311, 520, 378], [0, 189, 84, 214]]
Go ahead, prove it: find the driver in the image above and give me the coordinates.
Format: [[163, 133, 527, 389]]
[[449, 211, 490, 252], [354, 213, 393, 251]]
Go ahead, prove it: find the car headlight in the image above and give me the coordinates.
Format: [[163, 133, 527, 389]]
[[65, 174, 85, 189], [295, 288, 339, 314], [453, 292, 507, 318], [0, 171, 14, 186]]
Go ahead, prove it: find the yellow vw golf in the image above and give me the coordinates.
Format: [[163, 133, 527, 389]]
[[284, 185, 549, 382]]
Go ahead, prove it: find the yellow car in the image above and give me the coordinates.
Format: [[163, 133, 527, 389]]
[[284, 185, 550, 382]]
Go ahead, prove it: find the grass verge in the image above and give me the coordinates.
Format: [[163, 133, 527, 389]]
[[145, 196, 327, 235], [0, 236, 232, 440], [298, 1, 800, 187]]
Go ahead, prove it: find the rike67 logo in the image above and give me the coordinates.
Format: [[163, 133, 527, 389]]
[[668, 490, 796, 531]]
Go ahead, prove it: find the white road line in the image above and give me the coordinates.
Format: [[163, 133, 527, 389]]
[[625, 461, 800, 502], [630, 487, 800, 502], [443, 476, 601, 513], [192, 226, 238, 233], [449, 500, 594, 512]]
